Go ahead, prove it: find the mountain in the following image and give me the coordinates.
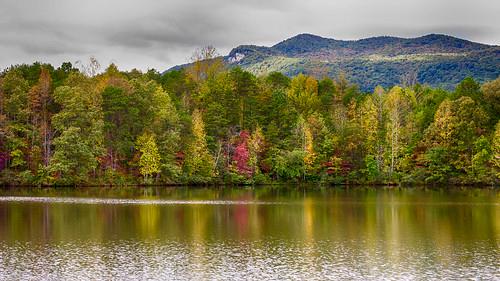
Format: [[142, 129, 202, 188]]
[[171, 33, 500, 91]]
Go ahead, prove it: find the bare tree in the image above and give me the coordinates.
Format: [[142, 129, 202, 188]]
[[190, 45, 219, 63], [75, 56, 101, 77], [187, 46, 224, 82], [400, 69, 418, 88]]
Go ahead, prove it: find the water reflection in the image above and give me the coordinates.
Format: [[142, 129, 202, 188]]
[[0, 187, 498, 280]]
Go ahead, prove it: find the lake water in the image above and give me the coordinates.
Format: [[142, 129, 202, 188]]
[[0, 186, 498, 280]]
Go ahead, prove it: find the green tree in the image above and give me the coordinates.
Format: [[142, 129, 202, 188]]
[[99, 66, 143, 170], [481, 77, 500, 123], [50, 75, 104, 184], [468, 136, 492, 182], [454, 77, 481, 102], [269, 149, 307, 181], [147, 83, 182, 181], [230, 68, 258, 129], [422, 97, 489, 183], [492, 121, 500, 180], [0, 69, 30, 179]]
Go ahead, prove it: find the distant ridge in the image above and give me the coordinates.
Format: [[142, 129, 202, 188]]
[[169, 33, 500, 91]]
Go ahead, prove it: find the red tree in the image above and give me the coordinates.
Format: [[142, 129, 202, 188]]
[[232, 131, 252, 176]]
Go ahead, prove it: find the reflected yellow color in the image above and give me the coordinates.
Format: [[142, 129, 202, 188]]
[[0, 186, 497, 273]]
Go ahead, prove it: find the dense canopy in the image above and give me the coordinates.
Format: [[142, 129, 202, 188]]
[[0, 58, 498, 186]]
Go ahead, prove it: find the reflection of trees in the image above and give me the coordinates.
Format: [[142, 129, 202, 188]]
[[0, 187, 497, 271]]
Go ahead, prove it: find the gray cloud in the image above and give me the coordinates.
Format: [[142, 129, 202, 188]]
[[0, 0, 498, 71]]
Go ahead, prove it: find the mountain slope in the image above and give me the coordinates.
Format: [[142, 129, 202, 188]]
[[173, 33, 500, 91]]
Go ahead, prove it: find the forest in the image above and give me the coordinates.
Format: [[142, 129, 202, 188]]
[[0, 53, 499, 186]]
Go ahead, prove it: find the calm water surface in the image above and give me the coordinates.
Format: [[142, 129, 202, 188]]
[[0, 186, 498, 280]]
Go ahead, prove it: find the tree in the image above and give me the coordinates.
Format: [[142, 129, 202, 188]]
[[372, 86, 386, 171], [201, 72, 238, 141], [359, 95, 378, 156], [269, 149, 306, 181], [99, 66, 143, 170], [492, 121, 500, 180], [147, 84, 182, 181], [50, 75, 104, 184], [0, 69, 30, 177], [1, 60, 499, 186], [296, 116, 316, 176], [265, 72, 290, 89], [454, 77, 481, 101], [28, 67, 53, 167], [248, 125, 265, 176], [187, 46, 224, 83], [318, 77, 336, 111], [232, 131, 252, 177], [136, 132, 161, 183], [422, 96, 489, 182], [469, 136, 492, 182], [76, 56, 101, 77], [287, 74, 320, 115], [183, 109, 215, 182], [481, 77, 500, 122], [384, 86, 415, 179], [230, 67, 258, 129]]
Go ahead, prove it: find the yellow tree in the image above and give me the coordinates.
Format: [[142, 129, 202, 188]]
[[136, 132, 161, 183], [359, 95, 381, 180], [425, 99, 456, 146], [296, 116, 316, 175], [359, 95, 378, 156], [373, 86, 386, 165], [384, 86, 415, 177], [183, 109, 215, 181], [248, 125, 265, 176], [287, 74, 320, 115]]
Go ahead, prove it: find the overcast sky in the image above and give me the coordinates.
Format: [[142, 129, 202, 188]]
[[0, 0, 498, 72]]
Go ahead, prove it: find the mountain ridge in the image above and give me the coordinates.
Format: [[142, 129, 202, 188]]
[[169, 33, 500, 91]]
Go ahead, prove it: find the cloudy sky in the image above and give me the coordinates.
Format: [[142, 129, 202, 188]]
[[0, 0, 498, 72]]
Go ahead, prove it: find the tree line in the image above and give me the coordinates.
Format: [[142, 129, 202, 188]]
[[0, 53, 499, 186]]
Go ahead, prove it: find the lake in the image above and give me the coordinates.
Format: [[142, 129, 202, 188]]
[[0, 186, 498, 280]]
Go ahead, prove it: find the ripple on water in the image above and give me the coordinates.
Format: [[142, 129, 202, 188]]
[[0, 239, 498, 281], [0, 196, 287, 205]]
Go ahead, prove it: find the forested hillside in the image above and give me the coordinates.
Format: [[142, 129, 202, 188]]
[[172, 34, 500, 92], [1, 56, 499, 186]]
